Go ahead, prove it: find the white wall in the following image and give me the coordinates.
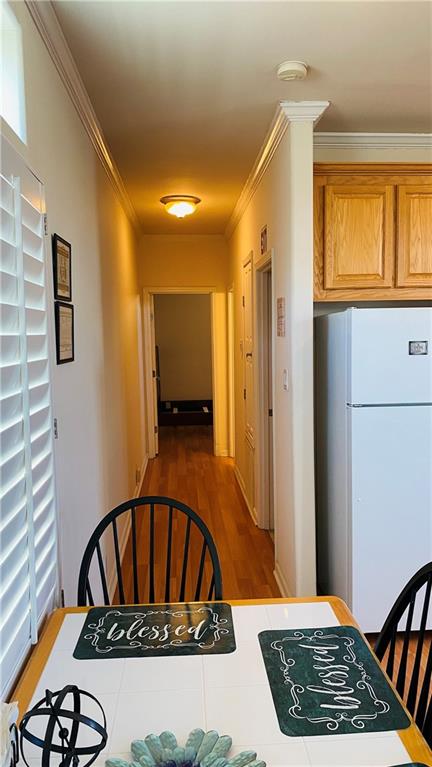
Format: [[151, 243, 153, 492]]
[[154, 293, 212, 401], [229, 121, 317, 598], [3, 2, 145, 604]]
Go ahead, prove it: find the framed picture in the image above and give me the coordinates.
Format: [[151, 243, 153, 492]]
[[260, 225, 268, 256], [52, 234, 72, 301], [55, 301, 74, 364]]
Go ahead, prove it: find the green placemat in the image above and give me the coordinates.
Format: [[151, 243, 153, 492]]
[[74, 602, 236, 659], [259, 626, 410, 737]]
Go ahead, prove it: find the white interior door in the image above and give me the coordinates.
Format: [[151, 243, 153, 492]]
[[267, 270, 274, 533], [243, 255, 254, 444], [143, 291, 158, 456], [150, 296, 159, 455]]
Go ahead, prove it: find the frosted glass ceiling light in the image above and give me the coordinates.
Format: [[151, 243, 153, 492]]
[[160, 195, 201, 218]]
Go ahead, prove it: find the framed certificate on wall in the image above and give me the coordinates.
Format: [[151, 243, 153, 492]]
[[55, 301, 74, 364], [52, 234, 72, 301]]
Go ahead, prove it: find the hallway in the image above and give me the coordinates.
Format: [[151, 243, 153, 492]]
[[141, 426, 280, 599]]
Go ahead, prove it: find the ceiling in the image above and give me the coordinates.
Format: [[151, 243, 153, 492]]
[[53, 1, 432, 234]]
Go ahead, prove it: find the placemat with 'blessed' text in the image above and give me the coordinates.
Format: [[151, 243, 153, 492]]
[[259, 626, 410, 737], [74, 602, 236, 659]]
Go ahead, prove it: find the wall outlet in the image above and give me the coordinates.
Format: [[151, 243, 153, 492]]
[[135, 466, 141, 485]]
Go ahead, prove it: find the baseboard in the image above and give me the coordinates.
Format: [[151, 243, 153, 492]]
[[234, 465, 257, 525], [215, 446, 229, 457], [274, 561, 292, 598], [108, 453, 149, 599], [135, 453, 149, 497]]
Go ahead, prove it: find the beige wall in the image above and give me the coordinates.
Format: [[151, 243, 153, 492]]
[[139, 234, 229, 290], [4, 3, 145, 604], [154, 293, 212, 401]]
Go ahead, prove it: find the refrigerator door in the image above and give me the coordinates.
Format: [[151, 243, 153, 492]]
[[350, 404, 432, 633], [349, 307, 432, 405]]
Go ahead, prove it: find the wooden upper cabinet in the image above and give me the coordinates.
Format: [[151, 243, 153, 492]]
[[324, 185, 394, 289], [314, 165, 432, 301], [397, 185, 432, 287]]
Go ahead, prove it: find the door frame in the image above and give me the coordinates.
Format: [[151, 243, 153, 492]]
[[253, 249, 275, 529], [142, 286, 227, 458]]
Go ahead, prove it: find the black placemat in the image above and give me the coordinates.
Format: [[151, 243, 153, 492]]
[[259, 626, 410, 737], [73, 602, 236, 659]]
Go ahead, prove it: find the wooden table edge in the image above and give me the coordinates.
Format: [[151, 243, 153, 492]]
[[10, 596, 432, 765]]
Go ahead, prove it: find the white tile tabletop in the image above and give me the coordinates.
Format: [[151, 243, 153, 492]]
[[22, 601, 416, 767]]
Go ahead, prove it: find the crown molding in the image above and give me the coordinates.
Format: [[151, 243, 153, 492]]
[[225, 100, 330, 238], [314, 132, 432, 149], [24, 1, 140, 230], [280, 100, 330, 124]]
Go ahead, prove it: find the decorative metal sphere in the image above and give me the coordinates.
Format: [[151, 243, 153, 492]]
[[19, 685, 107, 767]]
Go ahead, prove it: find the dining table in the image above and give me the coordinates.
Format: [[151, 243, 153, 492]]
[[12, 596, 432, 767]]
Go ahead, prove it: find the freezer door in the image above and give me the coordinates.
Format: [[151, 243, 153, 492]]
[[350, 404, 432, 633], [349, 308, 432, 405]]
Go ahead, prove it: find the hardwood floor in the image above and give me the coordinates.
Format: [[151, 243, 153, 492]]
[[135, 425, 280, 601]]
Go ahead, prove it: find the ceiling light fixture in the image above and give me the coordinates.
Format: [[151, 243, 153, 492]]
[[160, 195, 201, 218], [277, 61, 308, 81]]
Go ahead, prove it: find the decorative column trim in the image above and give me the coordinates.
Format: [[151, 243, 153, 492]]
[[279, 100, 330, 124], [24, 1, 140, 230], [225, 101, 329, 238]]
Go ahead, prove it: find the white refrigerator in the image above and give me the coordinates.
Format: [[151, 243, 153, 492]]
[[315, 307, 432, 633]]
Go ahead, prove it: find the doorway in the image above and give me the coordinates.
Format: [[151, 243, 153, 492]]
[[254, 250, 275, 535], [142, 287, 228, 458], [154, 293, 213, 444]]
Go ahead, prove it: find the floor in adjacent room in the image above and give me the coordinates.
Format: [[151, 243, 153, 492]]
[[140, 425, 280, 600]]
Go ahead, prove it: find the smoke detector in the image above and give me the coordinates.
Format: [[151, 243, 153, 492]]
[[277, 61, 308, 81]]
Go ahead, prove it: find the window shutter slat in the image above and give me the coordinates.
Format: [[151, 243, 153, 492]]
[[0, 239, 16, 272], [0, 142, 58, 699], [0, 501, 26, 548]]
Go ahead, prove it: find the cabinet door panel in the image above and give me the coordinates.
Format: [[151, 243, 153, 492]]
[[397, 185, 432, 287], [324, 185, 394, 289]]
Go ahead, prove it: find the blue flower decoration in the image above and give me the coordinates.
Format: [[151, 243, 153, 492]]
[[105, 730, 266, 767]]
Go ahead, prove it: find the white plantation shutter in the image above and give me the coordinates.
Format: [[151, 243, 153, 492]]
[[0, 137, 58, 699]]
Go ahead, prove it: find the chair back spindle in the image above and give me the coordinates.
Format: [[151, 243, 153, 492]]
[[374, 562, 432, 746], [77, 496, 222, 608]]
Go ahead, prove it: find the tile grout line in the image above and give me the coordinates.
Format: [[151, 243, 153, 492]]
[[107, 658, 127, 759], [200, 656, 207, 732]]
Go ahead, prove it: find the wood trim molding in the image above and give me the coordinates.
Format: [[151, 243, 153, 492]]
[[314, 162, 432, 175], [273, 561, 291, 598], [24, 1, 140, 230], [234, 465, 257, 525], [314, 133, 432, 149], [225, 101, 329, 238]]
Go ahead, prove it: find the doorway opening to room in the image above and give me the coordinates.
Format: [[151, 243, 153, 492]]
[[143, 288, 225, 458], [155, 292, 213, 448]]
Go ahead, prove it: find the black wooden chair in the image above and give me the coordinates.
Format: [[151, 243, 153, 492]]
[[374, 562, 432, 745], [77, 495, 223, 606]]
